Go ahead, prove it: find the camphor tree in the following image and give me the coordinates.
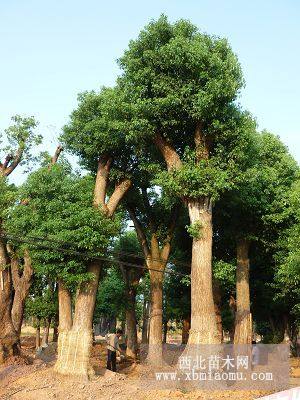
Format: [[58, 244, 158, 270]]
[[114, 231, 144, 360], [126, 183, 180, 364], [0, 115, 40, 363], [118, 15, 254, 344], [273, 176, 300, 349], [57, 86, 133, 377], [214, 130, 299, 344], [6, 158, 123, 378]]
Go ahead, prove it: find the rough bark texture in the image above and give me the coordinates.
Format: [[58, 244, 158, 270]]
[[187, 199, 219, 344], [0, 237, 20, 363], [11, 251, 33, 335], [234, 239, 252, 344], [182, 317, 190, 345], [54, 263, 101, 379], [147, 267, 164, 365], [55, 156, 130, 379]]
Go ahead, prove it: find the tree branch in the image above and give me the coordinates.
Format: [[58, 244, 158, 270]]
[[160, 204, 179, 261], [194, 121, 210, 162], [106, 178, 131, 217], [141, 187, 157, 233], [93, 156, 113, 209], [49, 145, 63, 167], [127, 205, 150, 259], [3, 147, 23, 177], [153, 133, 182, 171]]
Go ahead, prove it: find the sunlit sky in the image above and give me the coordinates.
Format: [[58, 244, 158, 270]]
[[1, 0, 299, 183]]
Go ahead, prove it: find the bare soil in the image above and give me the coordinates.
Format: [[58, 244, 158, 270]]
[[0, 336, 299, 400]]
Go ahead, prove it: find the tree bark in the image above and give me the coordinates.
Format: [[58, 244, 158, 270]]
[[125, 287, 138, 359], [0, 237, 20, 363], [42, 318, 51, 346], [11, 251, 33, 335], [234, 239, 252, 344], [54, 262, 101, 379], [182, 317, 190, 344], [147, 267, 164, 365], [142, 299, 149, 344], [187, 199, 219, 344], [35, 320, 41, 349]]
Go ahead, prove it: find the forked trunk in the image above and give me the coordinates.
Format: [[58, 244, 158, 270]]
[[187, 199, 219, 344], [54, 262, 101, 379], [234, 239, 252, 344], [147, 268, 163, 365], [182, 317, 190, 345], [125, 288, 138, 359], [0, 239, 20, 363]]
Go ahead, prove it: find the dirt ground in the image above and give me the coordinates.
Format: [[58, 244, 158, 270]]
[[0, 336, 299, 400]]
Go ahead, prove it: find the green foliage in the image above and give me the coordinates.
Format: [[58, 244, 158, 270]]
[[94, 268, 127, 321], [186, 220, 203, 240], [25, 278, 58, 324], [5, 164, 121, 286], [0, 115, 41, 169], [61, 87, 131, 177]]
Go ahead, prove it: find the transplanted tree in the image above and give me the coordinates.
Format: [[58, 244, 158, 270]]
[[58, 87, 133, 377], [6, 159, 122, 378], [118, 15, 254, 344], [0, 115, 40, 363]]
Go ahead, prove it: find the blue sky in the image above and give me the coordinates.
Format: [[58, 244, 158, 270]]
[[1, 0, 299, 182]]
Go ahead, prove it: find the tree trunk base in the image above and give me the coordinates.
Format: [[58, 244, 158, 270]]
[[54, 329, 94, 379], [0, 336, 20, 364], [145, 344, 164, 366]]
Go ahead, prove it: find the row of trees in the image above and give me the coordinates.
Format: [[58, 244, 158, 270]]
[[0, 16, 299, 377]]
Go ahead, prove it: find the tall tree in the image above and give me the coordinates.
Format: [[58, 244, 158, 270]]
[[118, 16, 254, 344], [0, 115, 40, 363], [126, 186, 179, 364], [58, 87, 132, 377]]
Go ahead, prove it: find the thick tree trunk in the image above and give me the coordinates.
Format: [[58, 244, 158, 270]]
[[11, 252, 33, 336], [234, 239, 252, 344], [54, 262, 101, 379], [125, 288, 138, 359], [142, 299, 149, 344], [187, 199, 219, 344], [147, 268, 163, 364], [182, 317, 190, 344], [0, 239, 20, 363]]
